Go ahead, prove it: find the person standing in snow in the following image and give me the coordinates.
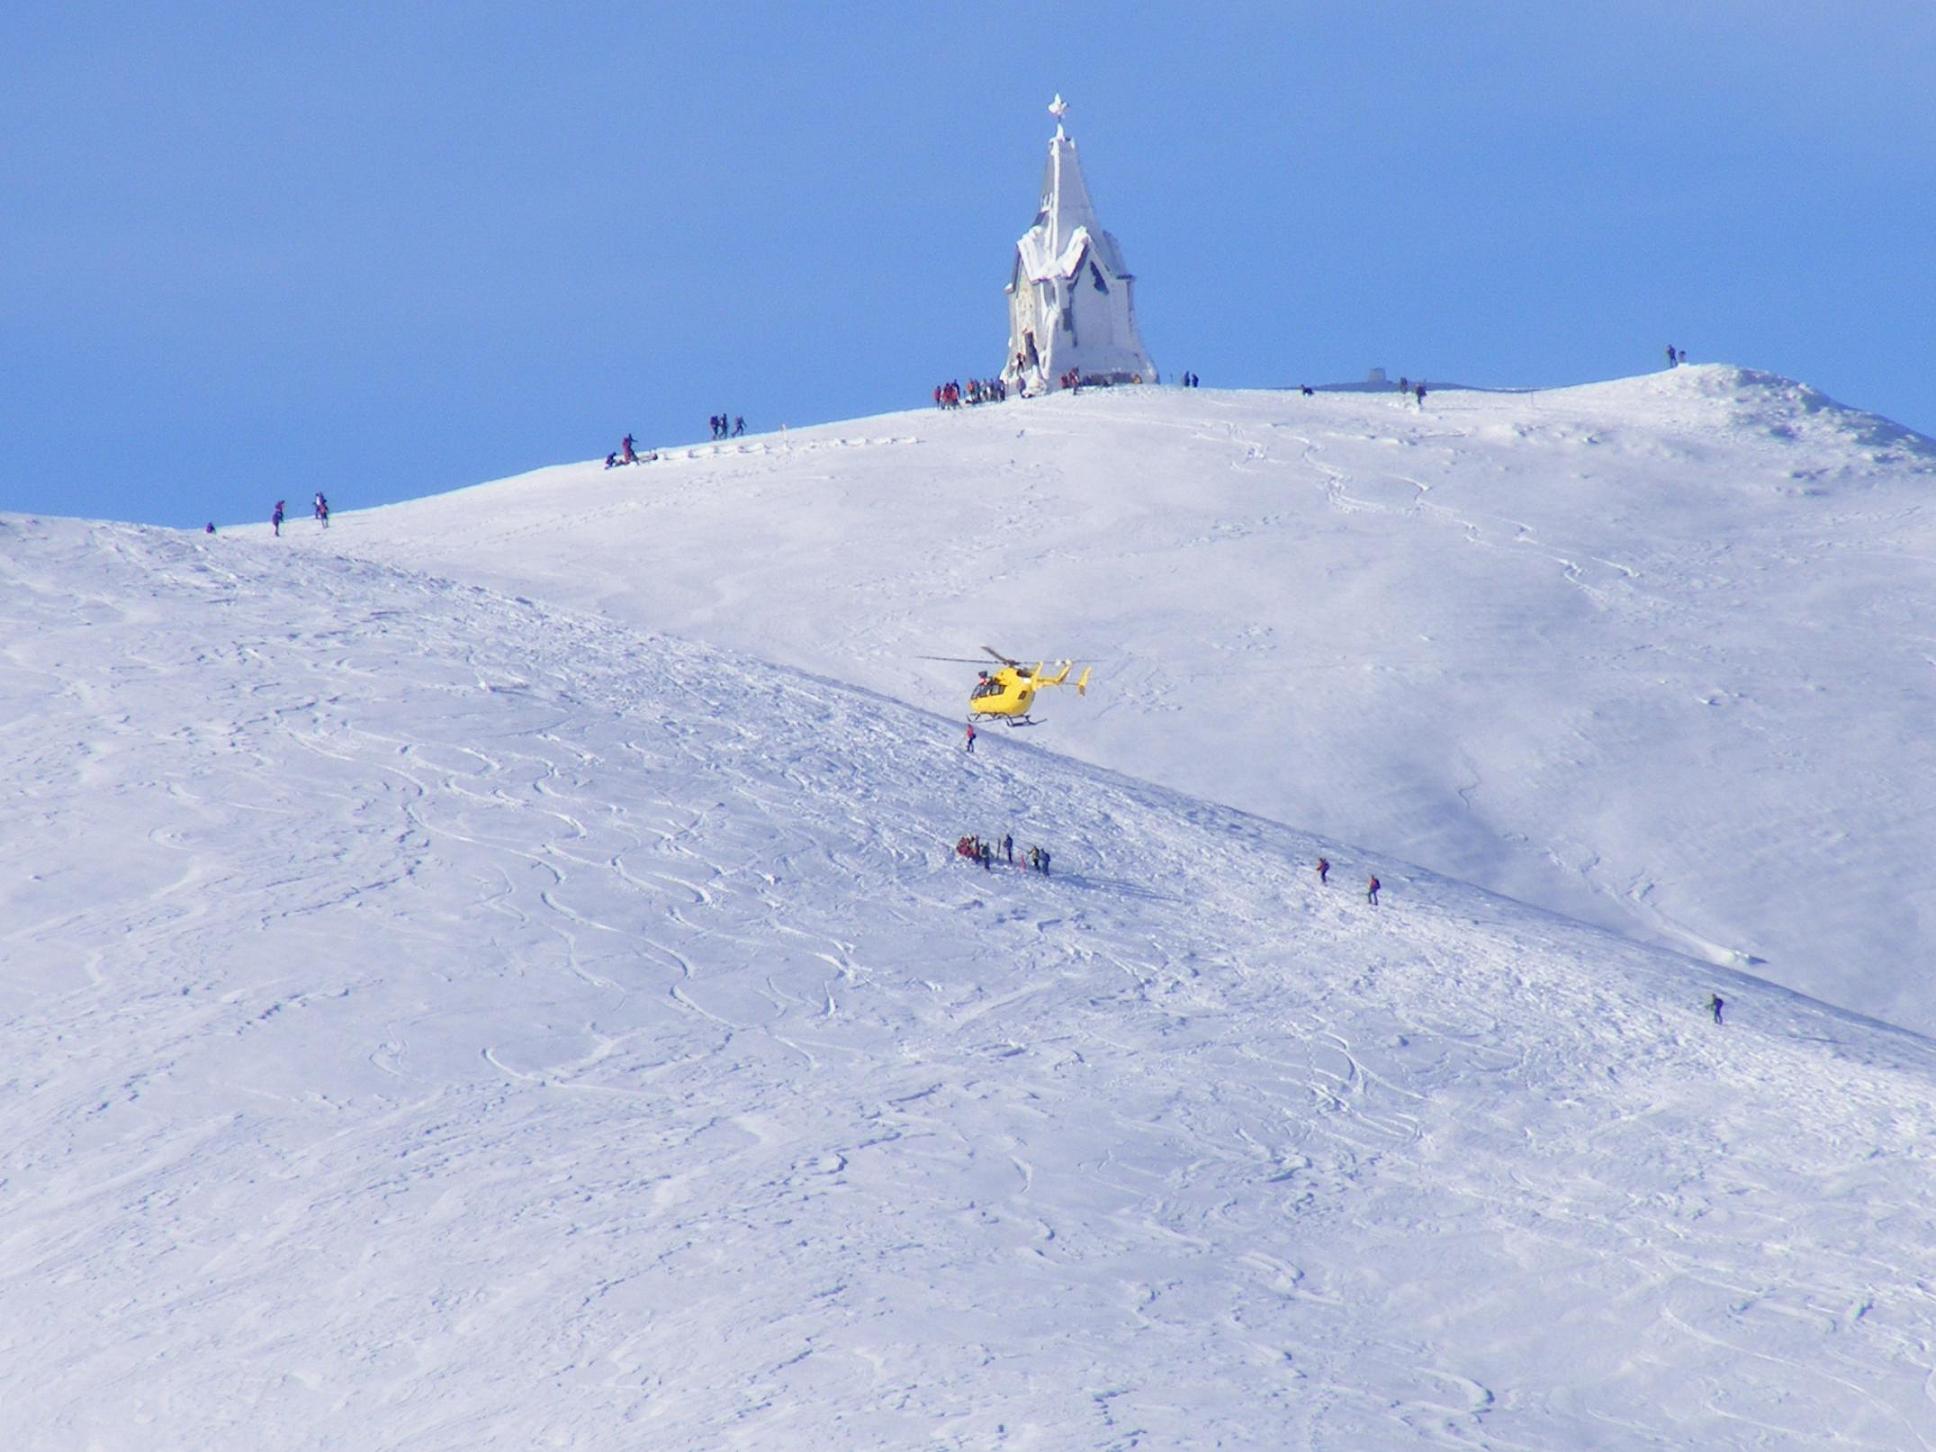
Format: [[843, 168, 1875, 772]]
[[1317, 857, 1330, 885], [1666, 344, 1679, 368], [733, 416, 745, 437], [272, 500, 284, 536], [1708, 993, 1725, 1025], [964, 723, 976, 753], [1366, 875, 1380, 906], [1002, 833, 1013, 864], [1415, 384, 1427, 408], [314, 492, 329, 527]]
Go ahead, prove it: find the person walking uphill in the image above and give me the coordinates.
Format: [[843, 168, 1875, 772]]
[[1708, 993, 1725, 1025], [1366, 875, 1380, 906], [1316, 857, 1330, 885], [964, 723, 976, 753]]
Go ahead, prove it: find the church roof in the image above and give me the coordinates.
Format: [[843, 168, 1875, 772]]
[[1013, 98, 1132, 287]]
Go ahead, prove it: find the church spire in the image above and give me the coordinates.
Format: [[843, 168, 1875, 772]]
[[1002, 97, 1157, 394]]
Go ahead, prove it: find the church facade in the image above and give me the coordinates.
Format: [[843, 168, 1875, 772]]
[[1001, 97, 1157, 396]]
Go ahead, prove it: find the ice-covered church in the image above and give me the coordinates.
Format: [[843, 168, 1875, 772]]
[[1001, 96, 1157, 395]]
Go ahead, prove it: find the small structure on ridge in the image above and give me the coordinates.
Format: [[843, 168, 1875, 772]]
[[1001, 95, 1157, 396]]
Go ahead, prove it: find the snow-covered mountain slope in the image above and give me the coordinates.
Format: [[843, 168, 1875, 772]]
[[308, 364, 1936, 1037], [5, 515, 1935, 1449]]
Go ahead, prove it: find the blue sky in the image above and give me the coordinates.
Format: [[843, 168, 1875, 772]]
[[5, 2, 1932, 528]]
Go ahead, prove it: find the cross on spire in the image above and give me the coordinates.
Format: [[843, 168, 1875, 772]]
[[1048, 93, 1069, 136]]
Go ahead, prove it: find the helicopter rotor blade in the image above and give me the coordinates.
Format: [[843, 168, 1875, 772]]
[[915, 655, 997, 664], [981, 645, 1020, 666]]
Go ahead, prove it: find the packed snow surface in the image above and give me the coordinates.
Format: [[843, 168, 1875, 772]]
[[5, 367, 1936, 1448], [340, 364, 1936, 1034]]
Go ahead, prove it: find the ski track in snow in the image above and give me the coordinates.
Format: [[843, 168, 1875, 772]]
[[4, 378, 1936, 1449]]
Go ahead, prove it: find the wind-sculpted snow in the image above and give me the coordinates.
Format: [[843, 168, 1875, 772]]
[[327, 364, 1936, 1037], [3, 517, 1934, 1448]]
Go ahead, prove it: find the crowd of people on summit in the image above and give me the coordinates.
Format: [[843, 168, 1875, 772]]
[[934, 377, 1007, 408]]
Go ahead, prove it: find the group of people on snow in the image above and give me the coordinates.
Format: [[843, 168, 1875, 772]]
[[598, 414, 750, 467], [606, 433, 657, 468], [1315, 856, 1379, 904], [955, 834, 1050, 875], [933, 377, 1007, 409], [1665, 344, 1689, 368], [1179, 371, 1201, 388], [266, 493, 326, 534]]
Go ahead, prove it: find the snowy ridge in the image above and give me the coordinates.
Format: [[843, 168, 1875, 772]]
[[326, 364, 1936, 1035], [4, 514, 1935, 1448]]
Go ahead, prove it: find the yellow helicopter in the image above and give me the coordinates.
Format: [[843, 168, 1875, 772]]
[[926, 646, 1094, 725]]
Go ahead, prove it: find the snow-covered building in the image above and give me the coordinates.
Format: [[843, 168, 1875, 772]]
[[1001, 96, 1157, 395]]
